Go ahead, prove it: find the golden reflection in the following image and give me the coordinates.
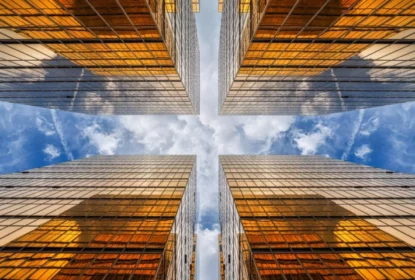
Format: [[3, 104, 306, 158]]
[[0, 195, 177, 279], [192, 0, 200, 13], [220, 156, 415, 278], [239, 0, 415, 77], [218, 0, 224, 12], [0, 0, 180, 76], [238, 195, 415, 279]]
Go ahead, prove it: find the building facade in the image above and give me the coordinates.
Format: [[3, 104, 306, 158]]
[[0, 0, 200, 114], [218, 0, 415, 115], [219, 155, 415, 279], [0, 155, 196, 279]]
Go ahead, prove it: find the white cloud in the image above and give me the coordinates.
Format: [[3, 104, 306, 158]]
[[51, 109, 74, 160], [196, 224, 220, 280], [293, 122, 332, 155], [354, 144, 372, 160], [242, 116, 294, 152], [36, 116, 56, 136], [341, 109, 364, 160], [119, 115, 185, 153], [360, 116, 379, 136], [43, 144, 61, 160], [82, 123, 120, 155]]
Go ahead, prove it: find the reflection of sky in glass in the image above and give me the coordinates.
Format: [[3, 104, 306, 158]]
[[0, 0, 200, 115], [0, 155, 196, 279], [220, 155, 415, 279], [219, 0, 415, 115]]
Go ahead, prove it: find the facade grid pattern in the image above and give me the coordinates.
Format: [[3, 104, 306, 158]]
[[0, 0, 200, 115], [218, 0, 415, 115], [0, 155, 197, 279], [219, 155, 415, 279]]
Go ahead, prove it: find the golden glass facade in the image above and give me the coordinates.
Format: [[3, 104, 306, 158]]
[[0, 155, 196, 279], [218, 0, 224, 12], [219, 155, 415, 279], [0, 0, 200, 114], [219, 0, 415, 115]]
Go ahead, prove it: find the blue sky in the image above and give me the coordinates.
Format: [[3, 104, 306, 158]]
[[1, 1, 415, 279]]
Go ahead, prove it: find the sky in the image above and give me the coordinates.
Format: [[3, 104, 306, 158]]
[[1, 1, 415, 279]]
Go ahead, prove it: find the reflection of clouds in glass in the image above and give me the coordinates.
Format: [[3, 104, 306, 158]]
[[0, 198, 82, 246], [0, 29, 55, 67], [0, 218, 49, 246], [360, 29, 415, 68]]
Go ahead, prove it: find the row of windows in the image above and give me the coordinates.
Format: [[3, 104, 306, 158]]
[[225, 173, 411, 179], [2, 172, 191, 179], [0, 252, 164, 280], [0, 187, 186, 199], [30, 167, 193, 173], [227, 179, 415, 187], [230, 187, 415, 199], [0, 179, 189, 187], [252, 252, 415, 279]]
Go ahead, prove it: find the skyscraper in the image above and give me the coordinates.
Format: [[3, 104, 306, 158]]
[[0, 0, 200, 115], [0, 155, 196, 279], [218, 0, 415, 115], [219, 155, 415, 279]]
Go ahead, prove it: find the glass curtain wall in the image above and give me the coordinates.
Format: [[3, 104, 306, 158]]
[[0, 155, 196, 279], [220, 155, 415, 279], [0, 0, 200, 114], [219, 0, 415, 115]]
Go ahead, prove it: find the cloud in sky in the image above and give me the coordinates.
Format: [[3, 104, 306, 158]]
[[341, 110, 365, 160], [360, 116, 379, 136], [51, 109, 74, 161], [82, 122, 121, 155], [196, 224, 221, 280], [293, 122, 333, 155], [354, 144, 373, 160], [1, 1, 415, 279], [43, 144, 61, 160], [36, 116, 56, 136]]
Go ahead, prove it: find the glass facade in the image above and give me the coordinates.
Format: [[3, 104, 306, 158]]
[[218, 0, 415, 115], [0, 0, 200, 115], [0, 155, 197, 279], [219, 155, 415, 279], [190, 235, 196, 280], [219, 234, 225, 280]]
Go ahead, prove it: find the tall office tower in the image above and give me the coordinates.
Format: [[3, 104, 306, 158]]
[[219, 155, 415, 279], [0, 0, 200, 115], [218, 0, 415, 115], [0, 155, 196, 279]]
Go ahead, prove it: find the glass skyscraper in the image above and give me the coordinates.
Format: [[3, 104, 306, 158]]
[[0, 155, 196, 279], [0, 0, 200, 115], [219, 0, 415, 115], [220, 155, 415, 279]]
